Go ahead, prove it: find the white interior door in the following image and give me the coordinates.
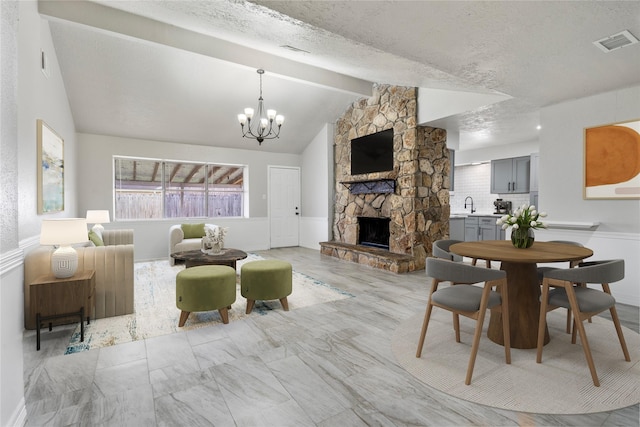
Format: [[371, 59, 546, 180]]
[[269, 166, 300, 248]]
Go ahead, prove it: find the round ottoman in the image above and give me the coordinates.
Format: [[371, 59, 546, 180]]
[[176, 265, 236, 326], [240, 260, 292, 314]]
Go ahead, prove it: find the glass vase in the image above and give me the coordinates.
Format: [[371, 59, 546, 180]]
[[511, 227, 535, 249]]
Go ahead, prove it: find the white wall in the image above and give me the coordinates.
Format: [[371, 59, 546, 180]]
[[539, 85, 640, 306], [76, 133, 302, 261], [2, 1, 77, 424], [1, 2, 25, 425], [17, 1, 78, 240], [540, 86, 640, 233], [300, 123, 334, 249]]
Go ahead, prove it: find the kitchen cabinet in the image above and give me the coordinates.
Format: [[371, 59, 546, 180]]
[[465, 216, 505, 241], [491, 156, 530, 194], [464, 217, 479, 242], [449, 217, 465, 241], [479, 216, 505, 240], [530, 152, 539, 192]]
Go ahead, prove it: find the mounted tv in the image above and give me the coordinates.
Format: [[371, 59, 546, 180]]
[[350, 129, 394, 175]]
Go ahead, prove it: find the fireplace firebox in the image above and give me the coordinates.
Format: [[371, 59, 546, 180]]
[[358, 217, 391, 250]]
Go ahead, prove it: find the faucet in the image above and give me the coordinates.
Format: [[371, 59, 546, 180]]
[[464, 196, 476, 213]]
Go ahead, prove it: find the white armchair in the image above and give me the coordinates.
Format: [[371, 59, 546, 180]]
[[169, 223, 219, 265]]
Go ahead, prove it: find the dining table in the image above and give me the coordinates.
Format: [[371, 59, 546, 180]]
[[449, 240, 593, 349]]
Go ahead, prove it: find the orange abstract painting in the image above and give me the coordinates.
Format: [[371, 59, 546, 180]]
[[584, 120, 640, 199]]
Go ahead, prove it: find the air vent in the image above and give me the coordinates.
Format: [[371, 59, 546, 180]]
[[593, 30, 638, 53], [280, 45, 310, 54]]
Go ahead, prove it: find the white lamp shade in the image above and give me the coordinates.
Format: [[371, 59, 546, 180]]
[[40, 218, 89, 246], [85, 210, 110, 224]]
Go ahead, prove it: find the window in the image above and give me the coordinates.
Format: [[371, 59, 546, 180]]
[[114, 156, 245, 220]]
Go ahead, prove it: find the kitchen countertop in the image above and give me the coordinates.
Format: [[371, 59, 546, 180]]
[[450, 212, 504, 218]]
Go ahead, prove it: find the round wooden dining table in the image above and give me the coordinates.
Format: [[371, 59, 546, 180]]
[[449, 240, 593, 349]]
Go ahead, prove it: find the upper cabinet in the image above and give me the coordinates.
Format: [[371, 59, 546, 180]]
[[529, 152, 539, 192], [491, 156, 531, 194]]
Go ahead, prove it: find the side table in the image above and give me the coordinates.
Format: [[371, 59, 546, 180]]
[[29, 270, 96, 350]]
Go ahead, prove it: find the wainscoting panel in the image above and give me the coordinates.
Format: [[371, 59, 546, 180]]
[[535, 228, 639, 306]]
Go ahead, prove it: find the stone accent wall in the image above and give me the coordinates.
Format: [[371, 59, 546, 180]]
[[324, 84, 450, 273]]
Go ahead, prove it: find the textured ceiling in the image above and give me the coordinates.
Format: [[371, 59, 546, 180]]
[[41, 0, 640, 153]]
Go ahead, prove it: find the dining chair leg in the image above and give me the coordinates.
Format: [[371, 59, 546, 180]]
[[453, 313, 461, 342], [501, 284, 511, 364], [536, 283, 550, 363], [416, 303, 434, 358], [566, 309, 572, 334], [565, 288, 600, 386], [465, 308, 488, 385], [602, 283, 631, 362], [609, 306, 631, 361], [573, 315, 600, 386]]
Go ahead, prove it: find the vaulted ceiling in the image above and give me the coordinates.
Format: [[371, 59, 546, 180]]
[[40, 1, 640, 154]]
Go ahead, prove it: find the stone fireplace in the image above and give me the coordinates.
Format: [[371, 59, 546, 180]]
[[320, 84, 450, 273]]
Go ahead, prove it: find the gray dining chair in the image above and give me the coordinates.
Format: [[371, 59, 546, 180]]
[[536, 240, 586, 333], [432, 239, 488, 267], [417, 257, 511, 385], [432, 239, 463, 262], [536, 259, 630, 387]]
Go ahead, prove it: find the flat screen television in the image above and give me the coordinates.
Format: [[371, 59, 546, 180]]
[[350, 129, 394, 175]]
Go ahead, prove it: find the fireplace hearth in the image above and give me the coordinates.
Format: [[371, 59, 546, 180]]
[[358, 217, 390, 250]]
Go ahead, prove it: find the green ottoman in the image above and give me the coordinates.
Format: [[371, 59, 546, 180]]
[[176, 265, 236, 326], [240, 260, 292, 314]]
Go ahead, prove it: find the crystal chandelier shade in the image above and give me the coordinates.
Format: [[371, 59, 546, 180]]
[[237, 69, 284, 145]]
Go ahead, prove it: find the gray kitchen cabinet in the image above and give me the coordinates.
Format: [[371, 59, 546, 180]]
[[449, 217, 465, 241], [530, 152, 539, 192], [479, 216, 505, 240], [479, 216, 497, 240], [465, 216, 505, 241], [491, 156, 531, 194], [464, 216, 479, 242]]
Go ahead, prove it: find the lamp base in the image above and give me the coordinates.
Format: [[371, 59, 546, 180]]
[[51, 246, 79, 278]]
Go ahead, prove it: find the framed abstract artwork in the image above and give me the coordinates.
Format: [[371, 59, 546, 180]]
[[37, 119, 65, 213], [584, 119, 640, 199]]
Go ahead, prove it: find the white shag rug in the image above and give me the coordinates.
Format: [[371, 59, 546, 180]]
[[392, 308, 640, 414], [66, 255, 353, 354]]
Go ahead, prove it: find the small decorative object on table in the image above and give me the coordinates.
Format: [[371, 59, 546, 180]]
[[496, 204, 547, 249], [201, 225, 228, 255]]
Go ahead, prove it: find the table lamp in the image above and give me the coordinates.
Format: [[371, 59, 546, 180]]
[[85, 210, 110, 235], [40, 218, 89, 278]]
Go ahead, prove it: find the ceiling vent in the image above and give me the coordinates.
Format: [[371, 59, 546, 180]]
[[593, 30, 639, 52]]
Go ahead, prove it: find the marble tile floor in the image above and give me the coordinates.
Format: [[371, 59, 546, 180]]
[[22, 247, 640, 426]]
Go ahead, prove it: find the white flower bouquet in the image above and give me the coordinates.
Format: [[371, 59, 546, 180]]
[[496, 204, 547, 248], [496, 203, 547, 231]]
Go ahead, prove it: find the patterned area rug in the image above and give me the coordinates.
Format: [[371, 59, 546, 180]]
[[392, 308, 640, 414], [66, 255, 353, 354]]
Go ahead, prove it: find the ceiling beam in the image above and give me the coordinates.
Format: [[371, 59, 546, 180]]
[[38, 0, 373, 97]]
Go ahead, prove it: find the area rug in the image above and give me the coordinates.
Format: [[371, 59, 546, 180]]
[[392, 308, 640, 414], [66, 255, 353, 354]]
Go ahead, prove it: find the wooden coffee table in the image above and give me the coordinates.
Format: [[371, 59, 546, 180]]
[[171, 249, 248, 270]]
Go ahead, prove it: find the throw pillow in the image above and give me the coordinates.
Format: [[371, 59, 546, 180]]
[[88, 230, 105, 246], [181, 223, 205, 239]]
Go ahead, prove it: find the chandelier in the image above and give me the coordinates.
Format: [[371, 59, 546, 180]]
[[237, 69, 284, 145]]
